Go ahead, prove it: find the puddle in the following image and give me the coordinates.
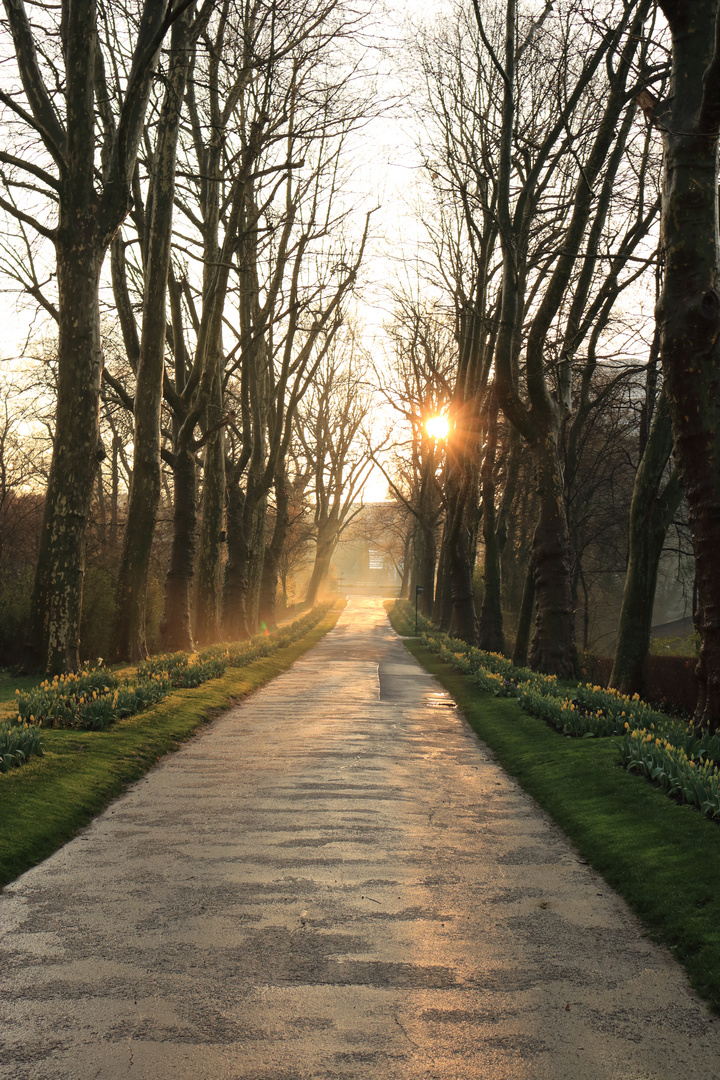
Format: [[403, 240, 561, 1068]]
[[424, 693, 457, 709]]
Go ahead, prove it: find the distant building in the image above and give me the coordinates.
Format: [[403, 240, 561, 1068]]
[[330, 503, 402, 596]]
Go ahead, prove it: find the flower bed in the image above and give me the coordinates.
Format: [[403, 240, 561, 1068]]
[[15, 671, 171, 731], [404, 606, 720, 819], [6, 604, 335, 751], [137, 652, 226, 688], [620, 726, 720, 819], [0, 718, 43, 772]]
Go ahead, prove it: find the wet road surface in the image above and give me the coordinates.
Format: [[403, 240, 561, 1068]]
[[1, 597, 719, 1079]]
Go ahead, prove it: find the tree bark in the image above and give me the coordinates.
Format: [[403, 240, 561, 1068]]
[[222, 477, 251, 641], [445, 477, 481, 644], [610, 391, 682, 696], [258, 466, 290, 631], [160, 442, 196, 652], [30, 241, 104, 673], [194, 364, 226, 646], [305, 516, 341, 610], [512, 550, 535, 668], [478, 390, 504, 652], [657, 0, 720, 731], [245, 491, 267, 634], [114, 9, 193, 661], [528, 438, 577, 677], [194, 423, 226, 646]]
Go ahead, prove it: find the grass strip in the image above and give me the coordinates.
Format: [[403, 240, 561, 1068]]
[[0, 606, 343, 889], [387, 607, 720, 1013]]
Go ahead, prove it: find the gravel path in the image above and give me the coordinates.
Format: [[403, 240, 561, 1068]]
[[1, 597, 719, 1079]]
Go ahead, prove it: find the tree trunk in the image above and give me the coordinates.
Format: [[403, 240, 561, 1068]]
[[29, 242, 104, 674], [434, 522, 453, 630], [258, 469, 290, 631], [160, 443, 196, 652], [305, 522, 338, 609], [222, 478, 251, 641], [478, 395, 504, 652], [528, 438, 577, 677], [114, 8, 193, 662], [194, 420, 226, 646], [247, 492, 268, 634], [399, 527, 412, 599], [110, 434, 120, 559], [194, 350, 226, 647], [512, 551, 535, 668], [418, 520, 436, 616], [446, 481, 480, 644], [610, 392, 682, 695], [657, 0, 720, 731], [478, 487, 504, 653]]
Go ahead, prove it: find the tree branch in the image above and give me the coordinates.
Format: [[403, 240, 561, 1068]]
[[0, 192, 55, 240]]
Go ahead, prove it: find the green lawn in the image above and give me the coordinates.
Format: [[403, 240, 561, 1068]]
[[0, 607, 342, 888], [386, 604, 720, 1014]]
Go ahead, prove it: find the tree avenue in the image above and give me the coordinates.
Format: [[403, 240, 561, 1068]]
[[1, 0, 720, 731]]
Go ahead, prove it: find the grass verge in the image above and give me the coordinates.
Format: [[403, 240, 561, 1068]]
[[0, 605, 343, 889], [386, 605, 720, 1014]]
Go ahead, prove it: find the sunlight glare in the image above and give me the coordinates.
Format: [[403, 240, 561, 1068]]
[[425, 414, 450, 441]]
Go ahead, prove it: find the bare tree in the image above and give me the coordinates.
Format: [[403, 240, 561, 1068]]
[[0, 0, 199, 672], [299, 339, 374, 608], [463, 0, 655, 675]]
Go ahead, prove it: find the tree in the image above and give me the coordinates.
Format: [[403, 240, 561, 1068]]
[[112, 1, 211, 661], [373, 295, 454, 617], [299, 341, 374, 607], [610, 385, 681, 693], [0, 0, 197, 672], [652, 1, 720, 731]]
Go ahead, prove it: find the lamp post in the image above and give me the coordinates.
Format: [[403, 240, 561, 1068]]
[[415, 584, 424, 635]]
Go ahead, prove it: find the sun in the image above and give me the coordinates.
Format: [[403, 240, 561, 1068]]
[[425, 414, 450, 441]]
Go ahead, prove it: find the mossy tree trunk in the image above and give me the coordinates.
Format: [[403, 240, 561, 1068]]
[[30, 240, 105, 674]]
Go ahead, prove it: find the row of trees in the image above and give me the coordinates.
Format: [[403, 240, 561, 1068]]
[[0, 0, 375, 669], [2, 0, 720, 732], [375, 0, 720, 731]]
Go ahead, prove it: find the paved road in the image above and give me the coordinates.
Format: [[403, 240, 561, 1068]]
[[1, 598, 719, 1079]]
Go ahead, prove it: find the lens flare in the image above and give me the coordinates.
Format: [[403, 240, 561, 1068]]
[[425, 414, 450, 440]]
